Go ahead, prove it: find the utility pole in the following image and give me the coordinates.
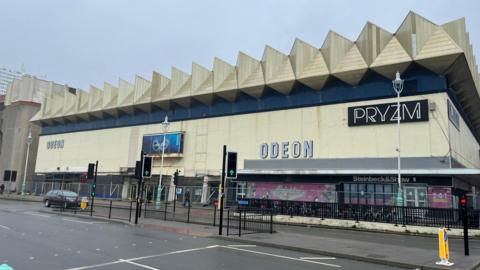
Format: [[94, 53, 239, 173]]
[[218, 145, 227, 235], [90, 161, 98, 216], [135, 151, 144, 224]]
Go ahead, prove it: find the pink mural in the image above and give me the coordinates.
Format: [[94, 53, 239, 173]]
[[247, 182, 336, 202], [427, 186, 452, 208]]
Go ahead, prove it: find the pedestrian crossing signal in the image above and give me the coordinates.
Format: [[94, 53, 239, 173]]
[[226, 152, 237, 179], [143, 156, 152, 178]]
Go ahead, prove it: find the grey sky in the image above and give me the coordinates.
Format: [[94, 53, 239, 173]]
[[1, 0, 479, 90]]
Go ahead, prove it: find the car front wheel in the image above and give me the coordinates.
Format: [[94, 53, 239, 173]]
[[45, 200, 50, 207]]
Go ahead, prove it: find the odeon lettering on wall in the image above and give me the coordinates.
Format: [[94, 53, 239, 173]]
[[47, 139, 64, 150], [260, 140, 313, 159]]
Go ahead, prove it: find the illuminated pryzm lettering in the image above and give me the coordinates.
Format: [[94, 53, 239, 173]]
[[348, 100, 429, 126]]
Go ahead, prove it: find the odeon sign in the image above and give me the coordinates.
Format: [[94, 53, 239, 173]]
[[260, 140, 313, 159]]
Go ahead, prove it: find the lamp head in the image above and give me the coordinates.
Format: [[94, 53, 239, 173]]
[[392, 71, 404, 93], [26, 130, 33, 144]]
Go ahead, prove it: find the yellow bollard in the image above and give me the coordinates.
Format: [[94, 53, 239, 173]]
[[217, 184, 222, 210], [436, 227, 454, 266], [80, 197, 88, 210]]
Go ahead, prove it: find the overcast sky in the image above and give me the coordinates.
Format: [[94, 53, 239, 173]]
[[0, 0, 479, 90]]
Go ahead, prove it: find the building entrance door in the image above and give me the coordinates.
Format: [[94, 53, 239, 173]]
[[404, 186, 427, 207]]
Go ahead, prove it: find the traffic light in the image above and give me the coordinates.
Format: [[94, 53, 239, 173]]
[[91, 183, 96, 198], [226, 152, 237, 179], [87, 163, 95, 179], [143, 156, 152, 178], [460, 196, 468, 210], [173, 170, 179, 186], [134, 161, 142, 179]]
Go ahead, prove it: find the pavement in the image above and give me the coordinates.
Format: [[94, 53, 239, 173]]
[[3, 197, 480, 269], [0, 200, 402, 270]]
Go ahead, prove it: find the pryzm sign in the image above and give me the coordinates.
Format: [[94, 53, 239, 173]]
[[260, 140, 313, 159], [348, 99, 429, 126]]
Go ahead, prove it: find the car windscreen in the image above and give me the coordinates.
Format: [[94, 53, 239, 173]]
[[61, 191, 78, 197]]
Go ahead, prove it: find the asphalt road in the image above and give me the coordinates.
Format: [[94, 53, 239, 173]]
[[0, 200, 406, 270]]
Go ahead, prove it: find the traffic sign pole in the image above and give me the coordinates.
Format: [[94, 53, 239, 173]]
[[219, 145, 227, 235], [90, 160, 98, 217], [135, 151, 144, 224]]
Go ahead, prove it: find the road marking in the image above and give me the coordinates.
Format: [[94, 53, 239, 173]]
[[300, 257, 336, 260], [0, 225, 11, 230], [222, 246, 341, 268], [62, 218, 107, 225], [64, 260, 124, 270], [24, 212, 50, 218], [64, 245, 219, 270], [120, 260, 160, 270], [226, 245, 257, 248]]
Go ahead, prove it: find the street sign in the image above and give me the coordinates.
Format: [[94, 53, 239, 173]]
[[226, 152, 237, 179], [238, 200, 249, 205]]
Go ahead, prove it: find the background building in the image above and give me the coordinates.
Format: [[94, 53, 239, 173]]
[[0, 75, 71, 193], [31, 12, 480, 208], [0, 67, 24, 95]]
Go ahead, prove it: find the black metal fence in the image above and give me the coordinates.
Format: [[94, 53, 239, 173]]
[[226, 207, 274, 236], [245, 198, 480, 229], [143, 201, 219, 227], [56, 200, 134, 222]]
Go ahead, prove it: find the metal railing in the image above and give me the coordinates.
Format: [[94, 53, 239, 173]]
[[56, 200, 134, 222], [246, 198, 480, 229], [143, 201, 219, 227], [226, 207, 274, 236]]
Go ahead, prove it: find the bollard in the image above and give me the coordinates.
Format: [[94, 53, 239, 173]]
[[436, 228, 454, 266], [270, 210, 274, 234], [164, 202, 168, 221], [226, 209, 230, 236], [238, 210, 242, 237], [144, 200, 147, 218], [108, 200, 112, 219], [187, 203, 191, 223], [129, 201, 133, 223], [213, 205, 217, 226]]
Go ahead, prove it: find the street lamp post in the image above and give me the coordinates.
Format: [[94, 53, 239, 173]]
[[156, 116, 170, 209], [392, 72, 404, 207], [21, 130, 33, 198]]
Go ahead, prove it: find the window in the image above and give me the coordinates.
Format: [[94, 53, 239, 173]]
[[3, 170, 10, 181], [344, 183, 394, 205], [11, 171, 16, 182]]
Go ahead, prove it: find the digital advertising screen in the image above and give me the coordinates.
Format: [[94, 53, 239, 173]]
[[142, 132, 184, 156]]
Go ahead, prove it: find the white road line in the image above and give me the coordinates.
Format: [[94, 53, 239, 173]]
[[64, 260, 124, 270], [222, 246, 341, 268], [24, 212, 50, 218], [62, 218, 107, 225], [64, 245, 219, 270], [226, 245, 257, 248], [300, 257, 336, 260], [120, 260, 160, 270], [62, 218, 93, 224], [0, 225, 11, 230]]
